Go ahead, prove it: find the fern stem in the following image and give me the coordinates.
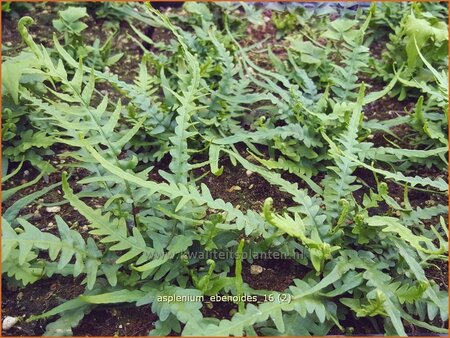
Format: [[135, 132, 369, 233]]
[[235, 239, 245, 313]]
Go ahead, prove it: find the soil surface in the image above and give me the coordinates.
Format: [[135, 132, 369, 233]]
[[2, 277, 85, 336], [242, 258, 308, 291], [199, 157, 295, 212]]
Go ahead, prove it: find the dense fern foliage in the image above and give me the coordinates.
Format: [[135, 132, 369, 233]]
[[2, 2, 448, 336]]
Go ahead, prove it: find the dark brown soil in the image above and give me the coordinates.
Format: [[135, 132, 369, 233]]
[[425, 259, 449, 291], [201, 300, 236, 321], [242, 259, 308, 292], [72, 305, 157, 336], [364, 95, 416, 122], [370, 37, 389, 60], [199, 157, 295, 212], [2, 277, 85, 336]]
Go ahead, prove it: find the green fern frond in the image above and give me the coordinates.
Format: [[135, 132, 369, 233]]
[[366, 215, 446, 255], [2, 216, 101, 288], [263, 198, 340, 272], [328, 12, 372, 100], [61, 173, 155, 267], [322, 84, 366, 219]]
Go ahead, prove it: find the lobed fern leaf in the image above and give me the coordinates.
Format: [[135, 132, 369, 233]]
[[61, 174, 156, 268], [2, 216, 101, 288], [322, 84, 366, 219]]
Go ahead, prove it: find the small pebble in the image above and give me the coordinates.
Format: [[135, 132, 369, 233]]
[[2, 316, 18, 331], [248, 184, 254, 190], [246, 170, 253, 177], [47, 222, 55, 229], [227, 185, 242, 192], [250, 265, 264, 275], [46, 206, 61, 213], [23, 170, 30, 177], [16, 292, 23, 301]]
